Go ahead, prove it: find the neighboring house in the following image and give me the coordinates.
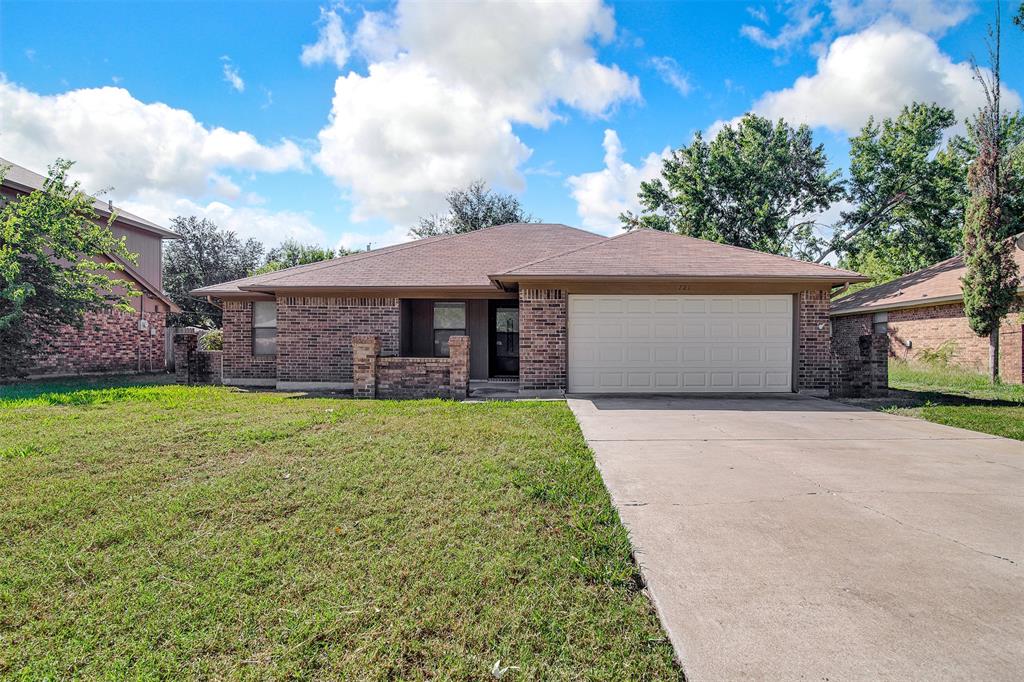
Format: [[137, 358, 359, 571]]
[[1, 158, 180, 377], [193, 223, 865, 396], [831, 234, 1024, 384]]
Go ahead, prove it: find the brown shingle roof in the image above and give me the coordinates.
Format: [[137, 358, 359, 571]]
[[831, 235, 1024, 316], [493, 229, 867, 284], [193, 223, 605, 295]]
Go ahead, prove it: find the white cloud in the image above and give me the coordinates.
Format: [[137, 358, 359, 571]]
[[829, 0, 974, 35], [750, 24, 1021, 135], [741, 0, 974, 57], [300, 5, 350, 69], [567, 129, 667, 233], [649, 56, 692, 96], [221, 56, 244, 92], [741, 1, 823, 53], [314, 0, 640, 224], [0, 79, 304, 199], [316, 60, 532, 222], [352, 10, 400, 62], [119, 189, 329, 248], [335, 225, 412, 252]]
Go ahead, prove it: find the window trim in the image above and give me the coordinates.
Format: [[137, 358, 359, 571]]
[[252, 301, 278, 356]]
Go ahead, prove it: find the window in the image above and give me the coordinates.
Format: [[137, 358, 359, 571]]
[[432, 302, 465, 357], [872, 311, 888, 335], [253, 301, 277, 355]]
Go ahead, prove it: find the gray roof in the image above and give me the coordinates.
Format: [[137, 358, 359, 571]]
[[0, 157, 179, 239]]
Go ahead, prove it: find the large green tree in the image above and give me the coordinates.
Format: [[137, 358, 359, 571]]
[[0, 160, 138, 377], [962, 11, 1020, 383], [830, 103, 965, 278], [624, 114, 844, 259], [162, 216, 263, 327], [253, 239, 342, 275], [411, 179, 536, 238]]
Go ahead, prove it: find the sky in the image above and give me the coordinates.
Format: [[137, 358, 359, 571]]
[[1, 0, 1022, 254]]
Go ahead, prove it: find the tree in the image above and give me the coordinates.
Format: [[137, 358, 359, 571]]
[[0, 159, 138, 377], [162, 216, 263, 327], [253, 239, 340, 275], [962, 8, 1021, 383], [832, 103, 965, 279], [411, 180, 536, 238], [624, 114, 844, 259], [1015, 2, 1023, 28]]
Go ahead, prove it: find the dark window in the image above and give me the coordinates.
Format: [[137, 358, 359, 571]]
[[432, 302, 465, 357], [872, 312, 888, 335], [253, 301, 277, 355]]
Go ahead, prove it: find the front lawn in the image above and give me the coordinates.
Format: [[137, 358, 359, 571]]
[[0, 382, 679, 679], [884, 361, 1024, 441]]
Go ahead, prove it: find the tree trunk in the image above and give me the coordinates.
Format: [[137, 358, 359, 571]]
[[990, 327, 1000, 384]]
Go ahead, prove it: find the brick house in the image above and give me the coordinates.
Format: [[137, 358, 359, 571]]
[[830, 235, 1024, 383], [193, 223, 866, 397], [1, 158, 180, 377]]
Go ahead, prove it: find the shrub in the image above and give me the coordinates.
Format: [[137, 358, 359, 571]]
[[915, 340, 957, 366], [199, 329, 223, 351]]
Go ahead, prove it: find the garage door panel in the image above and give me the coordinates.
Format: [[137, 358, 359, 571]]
[[683, 323, 707, 338], [654, 323, 680, 338], [683, 373, 707, 387], [568, 295, 792, 393]]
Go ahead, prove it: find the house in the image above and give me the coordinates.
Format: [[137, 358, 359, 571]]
[[830, 234, 1024, 383], [192, 223, 866, 397], [1, 158, 180, 377]]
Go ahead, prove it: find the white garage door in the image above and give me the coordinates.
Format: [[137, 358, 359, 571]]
[[568, 295, 793, 393]]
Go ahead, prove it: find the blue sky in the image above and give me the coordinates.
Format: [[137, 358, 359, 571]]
[[1, 0, 1022, 252]]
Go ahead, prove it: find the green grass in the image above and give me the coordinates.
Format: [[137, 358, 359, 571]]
[[0, 381, 679, 680], [885, 361, 1024, 440], [888, 362, 1024, 402]]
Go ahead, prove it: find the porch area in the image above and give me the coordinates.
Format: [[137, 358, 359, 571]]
[[398, 298, 519, 383]]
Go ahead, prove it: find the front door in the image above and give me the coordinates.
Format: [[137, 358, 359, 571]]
[[489, 302, 519, 377]]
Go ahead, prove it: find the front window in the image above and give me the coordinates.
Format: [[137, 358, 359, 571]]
[[253, 301, 277, 355], [432, 302, 465, 357]]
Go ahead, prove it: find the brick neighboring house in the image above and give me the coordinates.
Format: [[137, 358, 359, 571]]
[[831, 234, 1024, 384], [193, 223, 866, 397], [1, 158, 180, 378]]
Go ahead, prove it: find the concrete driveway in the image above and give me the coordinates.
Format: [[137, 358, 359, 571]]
[[568, 395, 1024, 681]]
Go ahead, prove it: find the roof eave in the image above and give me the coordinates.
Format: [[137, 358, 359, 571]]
[[489, 273, 869, 285], [830, 287, 1024, 317], [3, 177, 179, 239]]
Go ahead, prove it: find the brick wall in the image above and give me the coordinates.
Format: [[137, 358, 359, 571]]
[[28, 309, 166, 377], [831, 313, 873, 358], [831, 333, 888, 398], [353, 334, 469, 399], [173, 332, 222, 384], [519, 288, 567, 392], [222, 300, 276, 381], [277, 296, 399, 384], [797, 289, 831, 395], [886, 299, 1023, 383]]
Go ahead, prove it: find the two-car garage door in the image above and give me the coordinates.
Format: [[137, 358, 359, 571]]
[[567, 295, 793, 393]]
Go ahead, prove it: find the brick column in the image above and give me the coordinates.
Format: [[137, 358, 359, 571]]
[[174, 333, 198, 384], [352, 335, 381, 398], [448, 335, 470, 398], [797, 289, 831, 395], [829, 332, 889, 398], [519, 288, 567, 394], [868, 333, 889, 395]]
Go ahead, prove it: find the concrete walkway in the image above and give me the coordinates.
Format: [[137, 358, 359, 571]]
[[568, 395, 1024, 681]]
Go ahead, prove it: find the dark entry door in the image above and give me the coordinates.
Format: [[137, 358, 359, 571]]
[[489, 302, 519, 377]]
